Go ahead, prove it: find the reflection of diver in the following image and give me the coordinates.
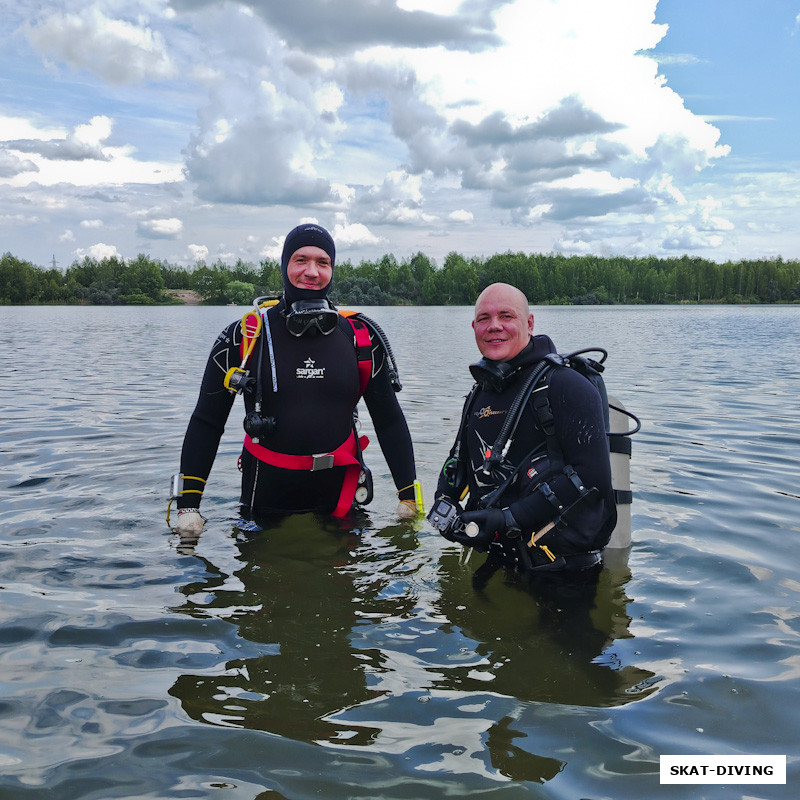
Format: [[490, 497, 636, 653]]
[[487, 716, 564, 784], [433, 546, 657, 708], [170, 514, 417, 745]]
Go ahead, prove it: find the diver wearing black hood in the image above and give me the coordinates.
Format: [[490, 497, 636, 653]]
[[173, 224, 418, 534]]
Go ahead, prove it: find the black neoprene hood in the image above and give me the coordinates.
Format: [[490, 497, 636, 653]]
[[280, 224, 336, 305]]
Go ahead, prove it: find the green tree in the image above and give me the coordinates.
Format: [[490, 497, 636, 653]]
[[191, 263, 230, 303], [226, 280, 255, 305]]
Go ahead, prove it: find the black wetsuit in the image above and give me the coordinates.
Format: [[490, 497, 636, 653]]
[[179, 300, 416, 516], [436, 335, 616, 563]]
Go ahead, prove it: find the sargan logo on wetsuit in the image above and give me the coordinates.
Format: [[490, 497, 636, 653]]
[[296, 358, 326, 379]]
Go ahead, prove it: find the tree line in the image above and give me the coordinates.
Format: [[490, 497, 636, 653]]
[[3, 249, 800, 306]]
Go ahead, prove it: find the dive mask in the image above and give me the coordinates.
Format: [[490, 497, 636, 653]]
[[285, 300, 339, 337], [469, 358, 521, 392]]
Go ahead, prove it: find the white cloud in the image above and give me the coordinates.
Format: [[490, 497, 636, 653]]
[[448, 209, 474, 223], [0, 115, 64, 141], [0, 149, 38, 178], [332, 221, 384, 249], [80, 219, 103, 228], [137, 217, 183, 238], [188, 244, 209, 262], [24, 8, 175, 84], [3, 0, 795, 267], [76, 242, 122, 260]]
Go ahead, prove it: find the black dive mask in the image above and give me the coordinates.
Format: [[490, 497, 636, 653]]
[[285, 300, 339, 337], [469, 358, 522, 392]]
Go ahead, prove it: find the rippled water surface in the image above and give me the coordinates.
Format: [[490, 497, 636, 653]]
[[1, 304, 798, 799]]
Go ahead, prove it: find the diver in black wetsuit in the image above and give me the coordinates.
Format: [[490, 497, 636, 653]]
[[432, 282, 615, 574], [173, 224, 418, 535]]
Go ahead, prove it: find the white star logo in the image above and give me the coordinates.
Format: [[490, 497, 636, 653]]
[[304, 358, 315, 368]]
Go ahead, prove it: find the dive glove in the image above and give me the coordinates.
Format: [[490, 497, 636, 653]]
[[453, 507, 517, 552], [174, 508, 205, 536], [396, 500, 419, 519]]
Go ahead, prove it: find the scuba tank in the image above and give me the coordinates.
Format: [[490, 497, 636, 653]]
[[606, 395, 633, 549]]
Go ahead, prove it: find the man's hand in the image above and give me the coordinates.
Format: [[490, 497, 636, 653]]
[[396, 499, 420, 519], [451, 507, 508, 552], [174, 509, 205, 535]]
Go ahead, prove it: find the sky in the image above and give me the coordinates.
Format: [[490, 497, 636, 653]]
[[2, 0, 800, 269]]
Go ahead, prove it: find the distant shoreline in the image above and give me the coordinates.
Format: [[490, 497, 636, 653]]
[[164, 289, 202, 305]]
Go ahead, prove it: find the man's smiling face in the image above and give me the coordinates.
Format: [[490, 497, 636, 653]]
[[472, 283, 533, 362]]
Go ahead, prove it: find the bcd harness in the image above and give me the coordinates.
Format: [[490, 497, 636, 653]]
[[227, 298, 389, 517], [447, 348, 640, 549]]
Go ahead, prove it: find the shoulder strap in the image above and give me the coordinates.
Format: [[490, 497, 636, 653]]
[[339, 310, 373, 398], [530, 364, 565, 472]]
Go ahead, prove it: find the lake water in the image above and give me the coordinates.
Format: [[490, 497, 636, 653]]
[[1, 304, 798, 799]]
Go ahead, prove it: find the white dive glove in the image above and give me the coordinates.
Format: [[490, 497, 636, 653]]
[[396, 499, 420, 519], [174, 508, 205, 535]]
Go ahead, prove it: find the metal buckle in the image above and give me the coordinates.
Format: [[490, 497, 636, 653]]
[[310, 453, 335, 471]]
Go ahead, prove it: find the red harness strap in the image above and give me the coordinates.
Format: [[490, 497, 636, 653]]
[[340, 312, 373, 398], [244, 431, 370, 517], [239, 307, 373, 517]]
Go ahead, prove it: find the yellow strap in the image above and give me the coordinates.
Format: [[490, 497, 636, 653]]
[[179, 475, 205, 496], [413, 480, 425, 514], [239, 310, 262, 366]]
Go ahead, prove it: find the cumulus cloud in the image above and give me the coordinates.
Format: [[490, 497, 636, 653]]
[[137, 217, 184, 238], [76, 242, 122, 260], [4, 0, 761, 266], [186, 114, 334, 205], [0, 113, 184, 188], [332, 221, 384, 249], [153, 0, 730, 247], [171, 0, 499, 54], [9, 116, 113, 162], [24, 8, 175, 84], [0, 148, 38, 178], [188, 244, 209, 262], [182, 12, 339, 206], [448, 209, 474, 223]]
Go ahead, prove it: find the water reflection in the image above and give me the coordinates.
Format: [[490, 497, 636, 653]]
[[431, 546, 658, 707], [171, 513, 389, 744], [170, 511, 656, 774]]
